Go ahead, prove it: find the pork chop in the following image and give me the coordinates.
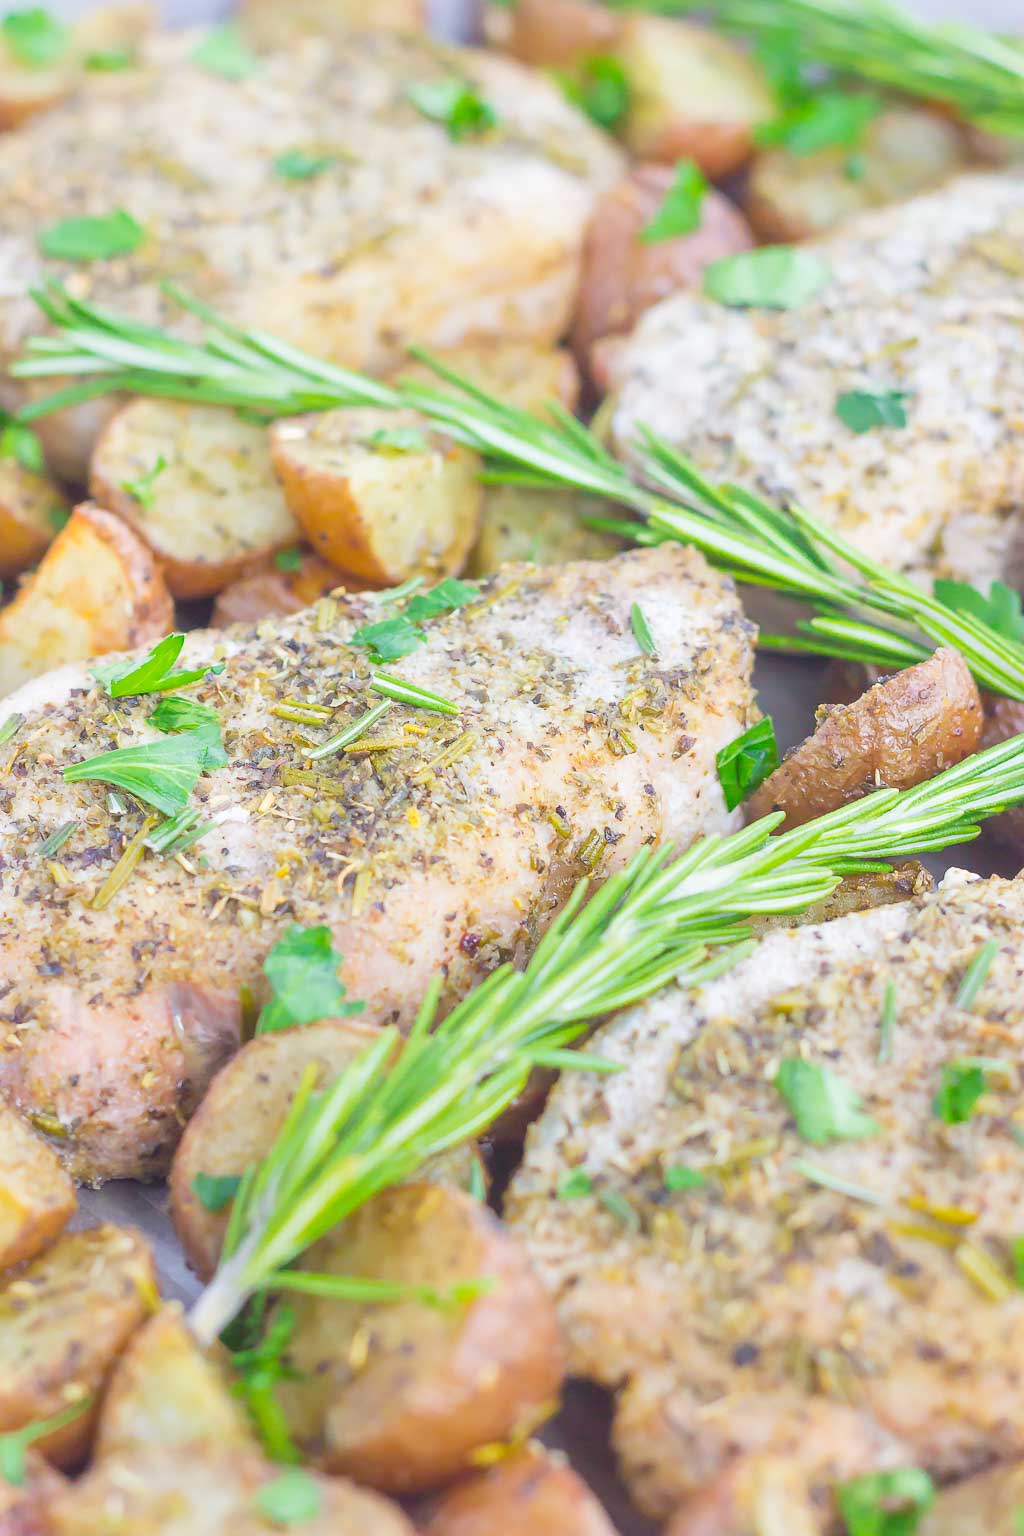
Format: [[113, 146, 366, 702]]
[[0, 546, 755, 1184], [606, 173, 1024, 594], [0, 25, 622, 476], [506, 869, 1024, 1525]]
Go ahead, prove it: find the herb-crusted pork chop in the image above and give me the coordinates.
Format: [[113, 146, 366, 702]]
[[607, 173, 1024, 593], [0, 547, 754, 1184], [506, 870, 1024, 1525]]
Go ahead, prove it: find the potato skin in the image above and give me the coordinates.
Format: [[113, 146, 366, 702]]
[[0, 1225, 157, 1468], [979, 692, 1024, 856], [211, 553, 346, 628], [916, 1458, 1024, 1536], [0, 462, 68, 582], [745, 647, 983, 829], [422, 1444, 619, 1536], [0, 1108, 76, 1273], [504, 0, 621, 68], [275, 1182, 565, 1494], [572, 166, 754, 367]]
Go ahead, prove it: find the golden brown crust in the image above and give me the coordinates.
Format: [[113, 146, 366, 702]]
[[421, 1444, 619, 1536], [745, 648, 983, 828], [504, 0, 622, 68], [0, 461, 68, 581], [0, 1107, 76, 1273]]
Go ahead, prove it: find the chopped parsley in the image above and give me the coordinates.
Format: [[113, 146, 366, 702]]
[[835, 389, 910, 435], [1, 8, 68, 69], [191, 23, 259, 81], [0, 418, 44, 474], [664, 1165, 707, 1192], [273, 546, 303, 572], [63, 722, 227, 818], [704, 246, 832, 310], [559, 54, 630, 131], [716, 716, 779, 811], [933, 1060, 988, 1125], [933, 579, 1024, 644], [954, 938, 1000, 1010], [38, 209, 144, 262], [350, 615, 425, 663], [557, 1169, 594, 1200], [191, 1172, 242, 1213], [367, 425, 430, 454], [120, 455, 166, 510], [407, 77, 498, 140], [148, 696, 219, 734], [253, 1468, 322, 1527], [630, 601, 657, 657], [403, 577, 477, 622], [93, 633, 222, 698], [756, 90, 882, 157], [256, 924, 364, 1036], [83, 45, 136, 72], [775, 1058, 879, 1145], [640, 159, 708, 245], [0, 714, 24, 746], [273, 149, 334, 181], [836, 1466, 934, 1536]]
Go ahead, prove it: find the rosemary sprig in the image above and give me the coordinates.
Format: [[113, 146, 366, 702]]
[[15, 284, 1024, 700], [188, 729, 1024, 1343]]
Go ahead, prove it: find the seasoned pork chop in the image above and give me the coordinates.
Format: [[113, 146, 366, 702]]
[[0, 27, 621, 474], [608, 173, 1024, 593], [0, 547, 754, 1184], [507, 870, 1024, 1524]]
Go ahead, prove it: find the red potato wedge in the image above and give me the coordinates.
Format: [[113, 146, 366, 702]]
[[0, 1450, 66, 1536], [392, 343, 580, 420], [618, 17, 775, 178], [274, 1182, 565, 1494], [0, 502, 173, 700], [571, 166, 754, 367], [0, 1107, 76, 1274], [746, 106, 966, 244], [979, 692, 1024, 856], [94, 1304, 253, 1461], [0, 460, 69, 581], [270, 408, 482, 587], [745, 647, 983, 829], [47, 1444, 416, 1536], [90, 400, 300, 600], [0, 1225, 157, 1468], [421, 1444, 619, 1536], [211, 553, 350, 628], [503, 0, 621, 69], [917, 1459, 1024, 1535], [240, 0, 426, 48], [664, 1455, 818, 1536], [0, 4, 153, 129], [468, 486, 624, 578]]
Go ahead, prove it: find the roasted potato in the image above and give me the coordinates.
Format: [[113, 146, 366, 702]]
[[502, 0, 621, 69], [422, 1444, 619, 1536], [270, 408, 482, 587], [917, 1458, 1024, 1535], [618, 17, 775, 178], [0, 503, 173, 700], [0, 460, 69, 582], [392, 343, 580, 420], [0, 4, 152, 129], [753, 863, 933, 935], [94, 1304, 253, 1461], [170, 1019, 485, 1282], [571, 166, 754, 366], [0, 1449, 66, 1536], [0, 1107, 75, 1274], [240, 0, 425, 48], [468, 486, 624, 579], [745, 647, 983, 829], [90, 400, 301, 600], [47, 1444, 416, 1536], [746, 106, 966, 244], [274, 1182, 565, 1493], [664, 1455, 818, 1536], [0, 1225, 156, 1468], [979, 692, 1024, 857], [211, 553, 346, 628]]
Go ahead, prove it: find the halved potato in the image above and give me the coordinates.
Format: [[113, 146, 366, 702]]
[[618, 17, 775, 178], [48, 1444, 416, 1536], [274, 1183, 565, 1494], [95, 1304, 253, 1461], [0, 1225, 156, 1467], [571, 167, 754, 366], [422, 1444, 619, 1536], [502, 0, 621, 70], [240, 0, 425, 48], [0, 459, 69, 581], [0, 4, 153, 128], [392, 343, 580, 420], [664, 1455, 818, 1536], [0, 502, 173, 700], [0, 1107, 76, 1273], [211, 553, 346, 628], [745, 647, 983, 829], [917, 1458, 1024, 1535], [0, 1449, 66, 1535], [90, 400, 300, 600], [468, 486, 625, 578], [170, 1020, 486, 1282], [746, 106, 965, 243], [270, 408, 482, 587]]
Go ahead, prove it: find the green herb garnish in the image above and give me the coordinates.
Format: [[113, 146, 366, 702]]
[[0, 1398, 91, 1488], [775, 1058, 879, 1144], [273, 546, 303, 572], [93, 633, 222, 698], [404, 577, 478, 622], [350, 616, 424, 663], [558, 1169, 594, 1200], [756, 89, 881, 156], [273, 149, 334, 181], [559, 53, 630, 130], [716, 716, 779, 811], [37, 821, 76, 858], [83, 45, 135, 71], [793, 1159, 885, 1205], [630, 602, 657, 657], [229, 1305, 301, 1464], [63, 722, 227, 817], [120, 454, 166, 510], [0, 417, 44, 474], [256, 925, 364, 1036], [191, 23, 258, 81], [0, 713, 24, 746], [955, 938, 1001, 1010], [407, 77, 497, 139], [144, 806, 215, 857], [836, 389, 910, 435], [704, 246, 831, 309], [1, 8, 67, 69], [192, 1172, 242, 1213], [38, 209, 144, 262], [367, 425, 429, 454], [664, 1165, 708, 1191], [879, 979, 897, 1063], [836, 1466, 935, 1536], [640, 159, 708, 244], [148, 696, 219, 734], [934, 580, 1024, 645], [933, 1060, 988, 1125], [370, 672, 458, 715], [307, 700, 391, 762]]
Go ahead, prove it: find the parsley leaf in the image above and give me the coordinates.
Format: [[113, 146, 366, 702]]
[[559, 54, 630, 131], [257, 924, 364, 1036], [933, 1060, 988, 1125], [273, 546, 303, 572], [404, 577, 478, 622], [1, 8, 68, 69], [933, 578, 1024, 644], [664, 1165, 707, 1191], [273, 149, 334, 181], [775, 1058, 880, 1145], [716, 717, 779, 811], [148, 696, 219, 734], [756, 90, 882, 157], [192, 1172, 241, 1213], [367, 426, 430, 454], [640, 159, 708, 245], [835, 389, 910, 435], [253, 1468, 322, 1527], [836, 1466, 934, 1536], [93, 633, 221, 697], [83, 45, 136, 72], [38, 209, 144, 262], [192, 23, 258, 81], [0, 418, 44, 474], [63, 723, 227, 817], [120, 454, 166, 510], [407, 77, 497, 140], [630, 601, 657, 657], [557, 1169, 594, 1200], [350, 615, 425, 663], [704, 246, 831, 310]]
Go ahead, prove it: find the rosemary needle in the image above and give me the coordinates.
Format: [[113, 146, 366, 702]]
[[307, 701, 391, 761], [955, 939, 1001, 1010]]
